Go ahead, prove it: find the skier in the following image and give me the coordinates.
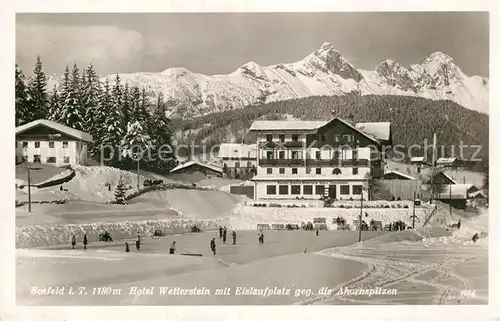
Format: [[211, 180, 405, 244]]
[[210, 238, 216, 255], [83, 233, 88, 250], [169, 241, 176, 254], [232, 230, 236, 245], [222, 228, 227, 245], [125, 242, 130, 252]]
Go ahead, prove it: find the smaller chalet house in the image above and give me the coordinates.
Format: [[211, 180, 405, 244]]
[[410, 157, 429, 166], [217, 143, 257, 180], [424, 171, 457, 185], [434, 184, 469, 209], [436, 157, 464, 169], [15, 119, 92, 166], [169, 160, 223, 177], [382, 170, 416, 180]]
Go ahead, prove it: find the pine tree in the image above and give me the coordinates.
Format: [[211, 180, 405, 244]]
[[15, 64, 30, 125], [60, 64, 85, 130], [150, 92, 177, 172], [100, 79, 123, 166], [48, 85, 62, 121], [130, 86, 142, 123], [139, 88, 151, 125], [111, 74, 124, 131], [120, 121, 153, 168], [59, 65, 71, 103], [121, 82, 132, 130], [82, 64, 101, 140], [27, 55, 49, 120], [114, 175, 128, 205]]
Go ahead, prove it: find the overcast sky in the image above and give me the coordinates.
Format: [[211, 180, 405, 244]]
[[16, 12, 489, 77]]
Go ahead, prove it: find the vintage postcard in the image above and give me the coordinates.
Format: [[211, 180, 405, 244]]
[[1, 1, 498, 321]]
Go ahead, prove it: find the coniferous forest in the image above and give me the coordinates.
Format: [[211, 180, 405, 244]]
[[15, 56, 177, 173]]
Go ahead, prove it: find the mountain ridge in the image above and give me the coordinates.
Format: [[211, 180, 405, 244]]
[[48, 42, 489, 117]]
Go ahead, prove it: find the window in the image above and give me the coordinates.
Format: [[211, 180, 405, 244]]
[[292, 168, 298, 174], [235, 162, 240, 168], [291, 185, 301, 195], [353, 167, 359, 175], [34, 141, 40, 148], [49, 141, 55, 148], [33, 155, 41, 163], [316, 151, 321, 160], [267, 185, 277, 195], [22, 141, 28, 148], [315, 185, 325, 195], [279, 185, 289, 195], [333, 168, 342, 175], [267, 168, 272, 174], [343, 135, 352, 143], [247, 161, 252, 167], [291, 134, 298, 142], [46, 157, 56, 163], [291, 151, 298, 159], [266, 134, 273, 142], [306, 167, 311, 174], [333, 151, 340, 159], [279, 134, 285, 142], [64, 157, 70, 164], [279, 151, 285, 159], [279, 168, 285, 174], [340, 185, 350, 195], [353, 185, 363, 195], [303, 185, 313, 195], [62, 141, 68, 148], [352, 150, 358, 160], [267, 151, 274, 159], [334, 135, 340, 143], [316, 168, 321, 175]]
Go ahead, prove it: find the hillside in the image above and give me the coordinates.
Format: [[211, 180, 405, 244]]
[[173, 94, 489, 160]]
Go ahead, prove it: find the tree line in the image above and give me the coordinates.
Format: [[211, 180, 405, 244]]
[[15, 56, 177, 173]]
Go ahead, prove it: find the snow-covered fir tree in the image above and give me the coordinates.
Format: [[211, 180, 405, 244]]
[[82, 64, 101, 142], [114, 175, 128, 205], [120, 121, 153, 168], [100, 79, 123, 166], [47, 85, 62, 121], [150, 92, 177, 172], [60, 64, 85, 130], [139, 88, 151, 125], [27, 55, 48, 120], [15, 64, 31, 125], [121, 82, 132, 131]]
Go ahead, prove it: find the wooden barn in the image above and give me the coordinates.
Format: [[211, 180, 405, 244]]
[[382, 170, 416, 180], [424, 171, 457, 185], [169, 160, 223, 177]]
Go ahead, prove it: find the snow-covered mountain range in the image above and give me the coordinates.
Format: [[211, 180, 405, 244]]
[[51, 42, 490, 117]]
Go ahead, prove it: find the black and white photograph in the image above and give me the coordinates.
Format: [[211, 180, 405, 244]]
[[9, 9, 493, 310]]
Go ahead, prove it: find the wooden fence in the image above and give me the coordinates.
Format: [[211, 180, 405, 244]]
[[379, 179, 430, 201]]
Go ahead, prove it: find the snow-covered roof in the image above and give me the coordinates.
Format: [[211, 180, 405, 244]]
[[383, 170, 416, 180], [440, 172, 458, 184], [170, 160, 223, 174], [436, 157, 458, 164], [354, 122, 391, 141], [16, 119, 93, 143], [218, 143, 257, 159], [410, 156, 426, 162], [469, 190, 486, 198], [248, 117, 381, 145], [249, 120, 327, 131]]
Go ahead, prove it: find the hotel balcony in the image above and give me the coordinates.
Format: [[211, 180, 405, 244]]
[[258, 158, 304, 166], [258, 141, 305, 149], [305, 159, 369, 167]]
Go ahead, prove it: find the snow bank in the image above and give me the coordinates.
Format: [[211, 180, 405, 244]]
[[228, 206, 429, 230], [16, 217, 230, 248]]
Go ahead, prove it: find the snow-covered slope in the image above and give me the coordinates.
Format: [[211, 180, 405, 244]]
[[50, 42, 489, 116]]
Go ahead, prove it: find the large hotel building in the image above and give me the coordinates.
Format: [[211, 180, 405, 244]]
[[247, 117, 392, 200]]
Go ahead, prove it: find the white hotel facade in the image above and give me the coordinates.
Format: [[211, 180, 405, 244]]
[[248, 117, 392, 200]]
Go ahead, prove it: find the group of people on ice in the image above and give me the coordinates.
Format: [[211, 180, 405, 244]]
[[71, 233, 88, 250], [210, 226, 237, 255]]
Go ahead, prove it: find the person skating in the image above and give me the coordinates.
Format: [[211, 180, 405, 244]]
[[210, 238, 216, 255], [71, 235, 76, 249], [258, 230, 264, 244], [232, 230, 236, 245], [222, 228, 227, 244], [169, 241, 176, 254], [83, 233, 88, 250], [316, 228, 319, 236], [219, 226, 223, 238], [125, 242, 130, 252], [136, 232, 141, 250]]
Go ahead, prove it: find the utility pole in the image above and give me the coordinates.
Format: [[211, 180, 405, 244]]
[[358, 194, 363, 242], [449, 184, 452, 216], [430, 133, 437, 204], [28, 167, 31, 213], [137, 158, 140, 191], [412, 191, 416, 229]]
